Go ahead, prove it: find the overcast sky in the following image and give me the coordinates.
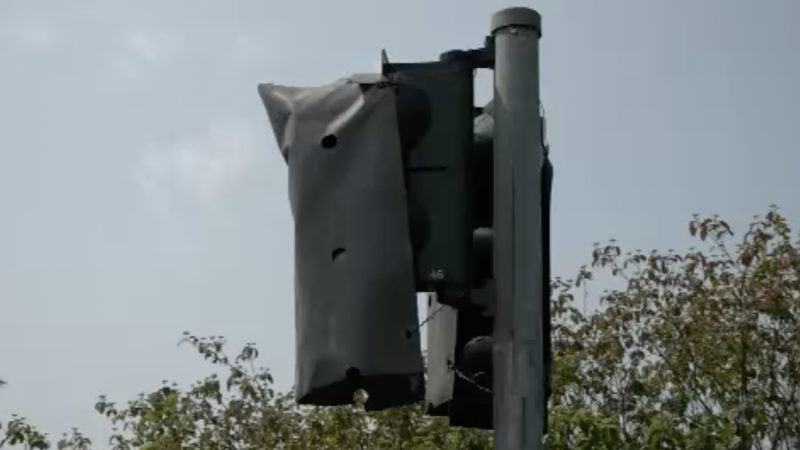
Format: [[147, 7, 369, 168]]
[[2, 0, 800, 442]]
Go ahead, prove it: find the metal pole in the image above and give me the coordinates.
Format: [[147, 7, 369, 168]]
[[491, 7, 544, 450]]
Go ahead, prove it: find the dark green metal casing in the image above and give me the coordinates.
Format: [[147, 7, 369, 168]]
[[383, 59, 476, 298]]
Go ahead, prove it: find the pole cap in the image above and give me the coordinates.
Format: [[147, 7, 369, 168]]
[[491, 7, 541, 37]]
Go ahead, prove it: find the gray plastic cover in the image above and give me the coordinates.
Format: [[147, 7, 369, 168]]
[[257, 74, 424, 410]]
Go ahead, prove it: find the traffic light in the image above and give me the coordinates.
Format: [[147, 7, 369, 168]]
[[257, 74, 425, 411], [382, 53, 477, 302], [424, 98, 496, 430], [541, 110, 554, 430], [424, 97, 554, 430], [385, 52, 500, 428], [425, 290, 494, 429]]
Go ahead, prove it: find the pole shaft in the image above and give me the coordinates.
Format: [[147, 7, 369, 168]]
[[491, 8, 544, 450]]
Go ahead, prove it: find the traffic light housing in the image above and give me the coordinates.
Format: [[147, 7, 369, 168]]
[[423, 98, 497, 430], [383, 55, 476, 301], [424, 96, 554, 431], [385, 53, 501, 428]]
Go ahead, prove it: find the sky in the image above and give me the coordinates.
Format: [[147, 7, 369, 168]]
[[2, 0, 800, 443]]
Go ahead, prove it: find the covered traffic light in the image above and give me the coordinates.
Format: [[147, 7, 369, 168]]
[[258, 74, 425, 411], [257, 41, 553, 430]]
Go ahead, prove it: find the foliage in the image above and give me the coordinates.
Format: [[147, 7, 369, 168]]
[[546, 205, 800, 449], [3, 206, 800, 449], [0, 334, 491, 450]]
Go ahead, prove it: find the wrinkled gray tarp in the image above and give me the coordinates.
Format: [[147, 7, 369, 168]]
[[258, 74, 424, 410]]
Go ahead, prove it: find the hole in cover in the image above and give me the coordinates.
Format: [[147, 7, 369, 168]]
[[332, 247, 346, 261], [321, 134, 338, 149]]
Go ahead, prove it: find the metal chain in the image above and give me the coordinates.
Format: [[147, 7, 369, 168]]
[[406, 301, 446, 339], [418, 303, 446, 329], [447, 360, 493, 395]]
